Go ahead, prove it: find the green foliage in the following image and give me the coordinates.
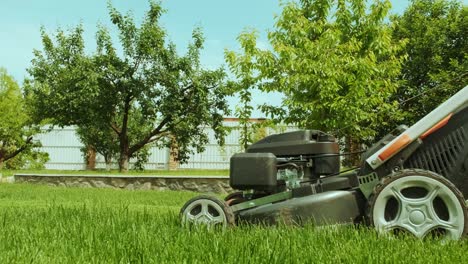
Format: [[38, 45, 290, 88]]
[[244, 120, 287, 148], [391, 0, 468, 124], [227, 0, 406, 144], [77, 124, 119, 168], [25, 1, 230, 172], [3, 147, 49, 170], [1, 184, 468, 263], [0, 68, 48, 169], [131, 146, 151, 171], [225, 30, 261, 150], [224, 30, 291, 150]]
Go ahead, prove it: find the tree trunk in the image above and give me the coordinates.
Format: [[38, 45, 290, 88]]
[[118, 133, 130, 172], [118, 120, 130, 172], [343, 136, 362, 168], [119, 96, 131, 172], [85, 146, 96, 170], [104, 155, 112, 171], [242, 124, 249, 151], [168, 137, 179, 171], [0, 157, 4, 171], [119, 152, 130, 172]]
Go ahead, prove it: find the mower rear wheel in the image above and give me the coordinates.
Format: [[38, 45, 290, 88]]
[[180, 195, 235, 227], [367, 169, 468, 240]]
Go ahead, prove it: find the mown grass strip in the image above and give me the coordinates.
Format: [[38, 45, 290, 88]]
[[0, 183, 467, 263]]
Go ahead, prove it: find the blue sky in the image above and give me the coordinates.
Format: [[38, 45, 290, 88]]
[[0, 0, 438, 117]]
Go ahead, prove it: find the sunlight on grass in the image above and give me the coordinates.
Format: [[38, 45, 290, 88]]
[[0, 183, 467, 263]]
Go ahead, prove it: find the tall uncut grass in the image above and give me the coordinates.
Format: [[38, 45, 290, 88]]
[[0, 183, 467, 263]]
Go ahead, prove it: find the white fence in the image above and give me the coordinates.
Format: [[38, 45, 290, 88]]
[[36, 121, 299, 170], [37, 128, 84, 170]]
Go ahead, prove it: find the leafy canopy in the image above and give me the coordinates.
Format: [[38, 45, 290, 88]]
[[227, 0, 406, 142], [0, 67, 48, 169], [25, 1, 230, 171], [391, 0, 468, 124]]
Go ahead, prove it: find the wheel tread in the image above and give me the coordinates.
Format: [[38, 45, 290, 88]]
[[365, 169, 468, 238], [180, 194, 236, 226]]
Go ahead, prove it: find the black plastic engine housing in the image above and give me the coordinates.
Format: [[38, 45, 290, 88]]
[[229, 130, 341, 193], [247, 130, 338, 156], [230, 153, 277, 191], [247, 130, 340, 176]]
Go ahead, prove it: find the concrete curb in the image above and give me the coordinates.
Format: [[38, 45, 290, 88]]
[[13, 174, 233, 194]]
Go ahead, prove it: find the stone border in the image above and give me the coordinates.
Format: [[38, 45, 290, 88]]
[[13, 174, 233, 194]]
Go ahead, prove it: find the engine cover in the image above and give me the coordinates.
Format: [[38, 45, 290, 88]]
[[247, 130, 338, 156], [230, 153, 277, 191], [247, 130, 340, 176]]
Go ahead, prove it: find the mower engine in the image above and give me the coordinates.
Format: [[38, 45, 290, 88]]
[[230, 130, 340, 194]]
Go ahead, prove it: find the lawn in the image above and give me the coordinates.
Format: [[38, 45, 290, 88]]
[[0, 183, 467, 263]]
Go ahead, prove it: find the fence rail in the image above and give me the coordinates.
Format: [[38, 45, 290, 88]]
[[36, 123, 299, 170]]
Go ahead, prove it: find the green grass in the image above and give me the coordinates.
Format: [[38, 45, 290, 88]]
[[0, 169, 229, 177], [0, 183, 467, 263]]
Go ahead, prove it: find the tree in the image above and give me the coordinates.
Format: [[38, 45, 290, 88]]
[[0, 68, 48, 169], [225, 31, 259, 151], [226, 0, 406, 165], [77, 124, 119, 171], [25, 1, 230, 172], [391, 0, 467, 124]]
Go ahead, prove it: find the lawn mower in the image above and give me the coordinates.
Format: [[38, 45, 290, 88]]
[[180, 85, 468, 240]]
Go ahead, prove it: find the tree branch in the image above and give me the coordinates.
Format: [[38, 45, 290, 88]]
[[181, 84, 194, 94], [128, 116, 171, 155], [132, 57, 142, 76], [121, 94, 132, 136], [125, 81, 216, 157], [110, 122, 121, 136], [147, 130, 170, 144], [4, 136, 34, 162]]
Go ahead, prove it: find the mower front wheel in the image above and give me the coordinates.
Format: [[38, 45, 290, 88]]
[[180, 195, 235, 227], [367, 169, 468, 240]]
